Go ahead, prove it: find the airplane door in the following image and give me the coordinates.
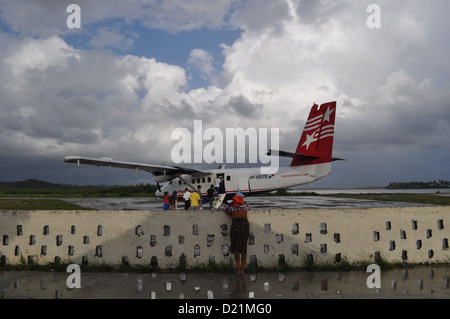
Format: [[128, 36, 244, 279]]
[[238, 177, 250, 193]]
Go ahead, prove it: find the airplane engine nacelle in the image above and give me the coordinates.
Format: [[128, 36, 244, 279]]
[[153, 172, 174, 183]]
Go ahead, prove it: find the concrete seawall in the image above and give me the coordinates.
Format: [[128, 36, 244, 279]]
[[1, 206, 449, 269]]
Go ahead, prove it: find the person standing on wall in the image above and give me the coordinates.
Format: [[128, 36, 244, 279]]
[[224, 193, 250, 275]]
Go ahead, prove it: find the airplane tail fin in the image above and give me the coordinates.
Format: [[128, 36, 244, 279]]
[[290, 101, 337, 167], [266, 101, 338, 166]]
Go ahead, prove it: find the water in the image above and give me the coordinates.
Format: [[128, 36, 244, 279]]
[[1, 267, 448, 299]]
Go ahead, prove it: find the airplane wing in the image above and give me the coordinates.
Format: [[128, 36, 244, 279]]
[[267, 150, 346, 162], [266, 150, 318, 160], [63, 156, 210, 175]]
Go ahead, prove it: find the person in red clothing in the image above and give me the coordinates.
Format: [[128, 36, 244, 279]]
[[163, 191, 170, 210], [224, 193, 250, 275]]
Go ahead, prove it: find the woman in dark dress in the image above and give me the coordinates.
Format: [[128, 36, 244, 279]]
[[224, 194, 250, 275]]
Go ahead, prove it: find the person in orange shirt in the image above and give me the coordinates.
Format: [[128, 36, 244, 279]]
[[224, 193, 250, 275]]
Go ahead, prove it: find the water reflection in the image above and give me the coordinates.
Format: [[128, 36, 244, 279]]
[[1, 267, 448, 299]]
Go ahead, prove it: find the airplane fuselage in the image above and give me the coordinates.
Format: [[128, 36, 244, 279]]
[[156, 162, 332, 199]]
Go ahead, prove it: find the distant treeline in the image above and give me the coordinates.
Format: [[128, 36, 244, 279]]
[[387, 180, 450, 189], [0, 179, 158, 197]]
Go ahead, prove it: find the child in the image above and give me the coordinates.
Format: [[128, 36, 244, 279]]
[[163, 192, 170, 210]]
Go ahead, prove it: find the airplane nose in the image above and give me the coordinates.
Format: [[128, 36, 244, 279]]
[[155, 189, 163, 197]]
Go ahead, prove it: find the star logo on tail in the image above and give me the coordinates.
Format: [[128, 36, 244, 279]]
[[302, 130, 317, 150], [323, 107, 335, 123]]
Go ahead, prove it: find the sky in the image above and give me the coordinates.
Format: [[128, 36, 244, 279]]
[[0, 0, 449, 188]]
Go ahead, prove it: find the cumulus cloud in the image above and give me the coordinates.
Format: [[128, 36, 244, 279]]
[[0, 34, 191, 163], [0, 0, 449, 187], [337, 70, 450, 150], [0, 0, 241, 36], [229, 0, 292, 33], [187, 48, 216, 81]]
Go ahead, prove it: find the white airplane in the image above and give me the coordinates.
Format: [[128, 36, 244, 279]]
[[64, 101, 342, 207]]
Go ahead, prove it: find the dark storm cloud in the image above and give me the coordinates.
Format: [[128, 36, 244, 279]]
[[226, 95, 262, 118]]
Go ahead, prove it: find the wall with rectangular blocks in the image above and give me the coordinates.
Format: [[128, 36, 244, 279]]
[[1, 206, 449, 269]]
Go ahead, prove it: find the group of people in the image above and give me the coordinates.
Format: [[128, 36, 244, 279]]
[[163, 176, 224, 211], [162, 185, 208, 211], [162, 187, 203, 211]]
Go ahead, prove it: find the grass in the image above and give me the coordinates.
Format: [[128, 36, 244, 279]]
[[0, 191, 153, 198], [258, 188, 450, 206], [0, 199, 89, 210], [0, 182, 157, 198], [4, 252, 448, 273], [321, 193, 450, 206]]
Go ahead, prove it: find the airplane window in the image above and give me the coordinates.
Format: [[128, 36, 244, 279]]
[[178, 181, 182, 185], [226, 176, 231, 181], [197, 178, 200, 183], [202, 178, 205, 183], [192, 179, 195, 184], [207, 177, 211, 183]]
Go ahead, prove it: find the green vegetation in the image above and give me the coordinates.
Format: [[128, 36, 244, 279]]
[[0, 199, 88, 210], [267, 188, 450, 205], [2, 249, 448, 273], [0, 179, 158, 198], [320, 193, 450, 206], [3, 258, 448, 274], [388, 180, 450, 189]]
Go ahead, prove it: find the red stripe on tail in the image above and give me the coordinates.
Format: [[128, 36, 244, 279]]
[[290, 101, 337, 167]]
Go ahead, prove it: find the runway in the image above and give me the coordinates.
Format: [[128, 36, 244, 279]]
[[64, 194, 436, 211]]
